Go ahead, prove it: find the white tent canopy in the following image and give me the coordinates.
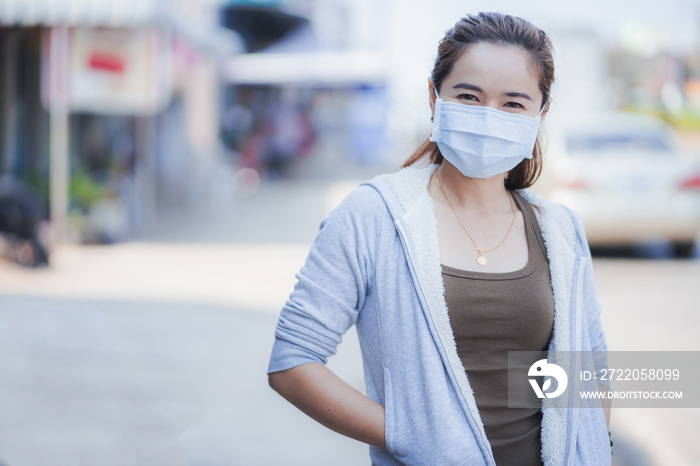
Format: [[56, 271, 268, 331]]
[[223, 50, 387, 86]]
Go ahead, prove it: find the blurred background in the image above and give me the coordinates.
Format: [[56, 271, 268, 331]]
[[0, 0, 698, 464]]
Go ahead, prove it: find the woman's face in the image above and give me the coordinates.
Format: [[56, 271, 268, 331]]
[[430, 42, 547, 119]]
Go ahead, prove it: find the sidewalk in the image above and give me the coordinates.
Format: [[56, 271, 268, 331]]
[[0, 173, 377, 466]]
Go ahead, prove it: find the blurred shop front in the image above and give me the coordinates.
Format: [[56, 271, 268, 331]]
[[0, 0, 238, 249], [219, 0, 391, 181]]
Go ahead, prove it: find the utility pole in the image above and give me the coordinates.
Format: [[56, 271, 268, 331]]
[[49, 26, 70, 246]]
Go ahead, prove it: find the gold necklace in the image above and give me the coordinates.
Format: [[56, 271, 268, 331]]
[[434, 172, 516, 266]]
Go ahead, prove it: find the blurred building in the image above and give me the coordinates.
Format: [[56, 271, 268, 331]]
[[0, 0, 239, 246], [219, 0, 393, 180]]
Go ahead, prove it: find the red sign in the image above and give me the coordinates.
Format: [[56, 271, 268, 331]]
[[88, 51, 126, 73]]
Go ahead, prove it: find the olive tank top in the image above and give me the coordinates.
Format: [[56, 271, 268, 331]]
[[441, 190, 555, 466]]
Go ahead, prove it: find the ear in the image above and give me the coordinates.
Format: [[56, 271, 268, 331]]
[[540, 98, 552, 125], [428, 78, 437, 116]]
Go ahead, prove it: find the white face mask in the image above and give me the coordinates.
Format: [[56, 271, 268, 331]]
[[429, 89, 545, 179]]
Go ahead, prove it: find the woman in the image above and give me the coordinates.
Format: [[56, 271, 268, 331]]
[[267, 12, 611, 466]]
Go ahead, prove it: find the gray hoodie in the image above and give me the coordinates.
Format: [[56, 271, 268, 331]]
[[268, 163, 611, 465]]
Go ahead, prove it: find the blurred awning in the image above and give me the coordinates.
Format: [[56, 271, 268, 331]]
[[220, 5, 308, 53], [0, 0, 242, 58], [223, 50, 387, 86]]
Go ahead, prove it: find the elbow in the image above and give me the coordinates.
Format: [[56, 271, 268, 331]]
[[268, 363, 315, 397], [268, 370, 288, 395], [268, 371, 281, 392]]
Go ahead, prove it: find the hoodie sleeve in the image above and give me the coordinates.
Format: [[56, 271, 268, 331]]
[[267, 184, 385, 374], [566, 206, 611, 390]]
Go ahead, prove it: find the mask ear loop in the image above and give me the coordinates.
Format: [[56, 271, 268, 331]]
[[431, 82, 440, 122], [537, 98, 551, 117]]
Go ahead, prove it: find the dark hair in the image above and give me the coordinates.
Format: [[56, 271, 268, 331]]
[[401, 12, 555, 189]]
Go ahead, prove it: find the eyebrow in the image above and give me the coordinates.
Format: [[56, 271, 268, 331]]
[[453, 83, 483, 92], [505, 91, 534, 102], [452, 83, 534, 102]]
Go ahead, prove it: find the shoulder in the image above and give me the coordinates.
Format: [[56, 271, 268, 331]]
[[327, 163, 439, 232], [306, 184, 389, 264], [516, 188, 589, 253], [336, 182, 386, 209], [321, 182, 389, 236]]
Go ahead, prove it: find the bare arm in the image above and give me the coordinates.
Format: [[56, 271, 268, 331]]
[[269, 362, 386, 449]]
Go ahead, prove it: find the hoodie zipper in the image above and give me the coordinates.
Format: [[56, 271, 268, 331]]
[[395, 220, 497, 466]]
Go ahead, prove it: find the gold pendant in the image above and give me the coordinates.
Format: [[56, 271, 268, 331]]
[[477, 255, 487, 266]]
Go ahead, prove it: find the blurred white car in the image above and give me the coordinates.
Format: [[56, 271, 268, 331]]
[[540, 112, 700, 257]]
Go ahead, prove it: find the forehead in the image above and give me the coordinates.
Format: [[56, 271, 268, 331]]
[[445, 42, 541, 96]]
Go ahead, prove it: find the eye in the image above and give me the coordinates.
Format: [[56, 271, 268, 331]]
[[505, 101, 525, 109], [457, 94, 479, 102]]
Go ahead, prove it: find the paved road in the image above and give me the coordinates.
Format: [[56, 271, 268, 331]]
[[0, 173, 698, 465]]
